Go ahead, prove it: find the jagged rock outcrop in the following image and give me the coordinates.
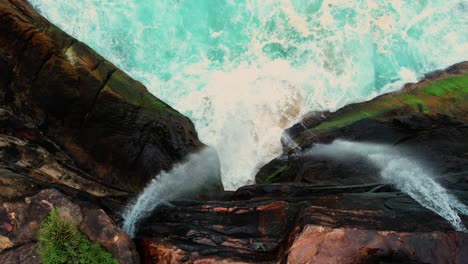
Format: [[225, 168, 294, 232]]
[[136, 63, 468, 263], [0, 0, 218, 192], [257, 62, 468, 185]]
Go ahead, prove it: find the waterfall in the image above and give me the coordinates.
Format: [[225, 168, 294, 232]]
[[308, 140, 468, 232], [122, 147, 220, 237]]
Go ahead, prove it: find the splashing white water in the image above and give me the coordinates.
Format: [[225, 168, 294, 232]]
[[122, 148, 220, 237], [28, 0, 468, 190], [281, 131, 302, 151], [308, 140, 468, 232]]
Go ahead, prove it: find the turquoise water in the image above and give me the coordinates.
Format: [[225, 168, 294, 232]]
[[29, 0, 467, 189]]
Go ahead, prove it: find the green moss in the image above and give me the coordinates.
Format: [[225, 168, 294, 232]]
[[259, 165, 288, 184], [104, 70, 179, 115], [423, 75, 468, 97], [305, 74, 468, 133], [38, 208, 118, 264], [312, 107, 391, 131]]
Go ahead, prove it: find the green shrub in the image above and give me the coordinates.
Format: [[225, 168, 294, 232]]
[[37, 208, 118, 264]]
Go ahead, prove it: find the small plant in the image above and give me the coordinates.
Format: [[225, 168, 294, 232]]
[[37, 208, 118, 264]]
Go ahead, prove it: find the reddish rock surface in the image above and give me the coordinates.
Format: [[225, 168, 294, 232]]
[[287, 225, 468, 264]]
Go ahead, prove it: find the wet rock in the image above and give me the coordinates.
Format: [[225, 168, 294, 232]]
[[0, 243, 41, 264], [287, 225, 468, 264], [136, 199, 297, 263]]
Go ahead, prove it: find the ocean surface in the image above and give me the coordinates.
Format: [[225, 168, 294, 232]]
[[29, 0, 467, 190]]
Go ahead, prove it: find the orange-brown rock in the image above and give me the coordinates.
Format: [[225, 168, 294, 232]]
[[287, 225, 468, 264]]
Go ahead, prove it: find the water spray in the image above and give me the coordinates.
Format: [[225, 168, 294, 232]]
[[307, 140, 468, 232]]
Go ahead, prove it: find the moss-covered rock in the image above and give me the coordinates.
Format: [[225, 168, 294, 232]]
[[100, 69, 178, 115], [258, 61, 468, 184], [302, 69, 468, 135]]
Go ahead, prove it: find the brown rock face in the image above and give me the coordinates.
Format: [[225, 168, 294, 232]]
[[0, 0, 209, 192]]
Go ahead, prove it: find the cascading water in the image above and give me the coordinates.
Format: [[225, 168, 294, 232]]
[[308, 140, 468, 232], [122, 148, 220, 237], [28, 0, 467, 190]]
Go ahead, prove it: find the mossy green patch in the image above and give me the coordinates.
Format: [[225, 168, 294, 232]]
[[38, 208, 118, 264], [104, 70, 179, 115], [305, 73, 468, 134], [312, 107, 391, 131], [423, 75, 468, 97], [258, 165, 288, 184]]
